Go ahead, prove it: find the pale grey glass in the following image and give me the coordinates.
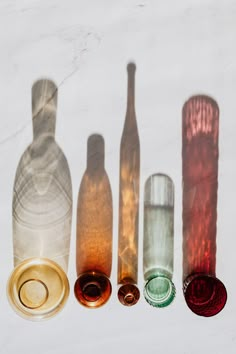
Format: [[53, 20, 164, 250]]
[[143, 173, 176, 307], [7, 79, 72, 320]]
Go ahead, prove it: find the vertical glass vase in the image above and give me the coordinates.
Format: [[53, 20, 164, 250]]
[[182, 95, 227, 317], [8, 79, 72, 320], [74, 134, 113, 308], [143, 174, 176, 308], [117, 63, 140, 306]]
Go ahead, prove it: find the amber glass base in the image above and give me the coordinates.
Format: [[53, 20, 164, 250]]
[[118, 283, 140, 306], [7, 257, 69, 320], [74, 272, 112, 308], [184, 273, 227, 317]]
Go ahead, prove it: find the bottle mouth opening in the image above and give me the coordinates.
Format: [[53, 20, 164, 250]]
[[124, 293, 135, 305], [19, 279, 49, 309], [74, 272, 112, 308], [118, 284, 140, 306], [82, 282, 102, 302], [144, 275, 176, 308], [184, 274, 227, 317]]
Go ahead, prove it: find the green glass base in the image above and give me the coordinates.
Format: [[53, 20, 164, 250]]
[[144, 274, 176, 308]]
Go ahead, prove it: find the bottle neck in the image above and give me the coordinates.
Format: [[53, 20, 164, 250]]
[[126, 63, 136, 117], [32, 79, 57, 140], [86, 134, 105, 175]]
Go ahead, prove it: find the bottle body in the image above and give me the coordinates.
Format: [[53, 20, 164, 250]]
[[118, 63, 140, 306], [143, 174, 175, 307], [8, 79, 72, 320], [74, 134, 112, 308], [13, 137, 72, 271], [182, 95, 227, 316]]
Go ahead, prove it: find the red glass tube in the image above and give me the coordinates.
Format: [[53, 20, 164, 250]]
[[182, 95, 227, 317]]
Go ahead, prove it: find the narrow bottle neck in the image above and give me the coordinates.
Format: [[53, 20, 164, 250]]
[[86, 134, 105, 175], [32, 79, 57, 140], [126, 63, 136, 116]]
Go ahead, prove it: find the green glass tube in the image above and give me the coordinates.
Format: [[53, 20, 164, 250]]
[[143, 173, 176, 307]]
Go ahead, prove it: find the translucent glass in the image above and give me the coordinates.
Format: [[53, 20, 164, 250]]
[[74, 134, 113, 308], [117, 63, 140, 306], [182, 95, 227, 317], [7, 79, 72, 320], [143, 174, 176, 307]]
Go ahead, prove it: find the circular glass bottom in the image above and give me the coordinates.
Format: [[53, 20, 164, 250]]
[[144, 275, 176, 308], [118, 284, 140, 306], [184, 274, 227, 317], [7, 258, 69, 320], [74, 272, 111, 308]]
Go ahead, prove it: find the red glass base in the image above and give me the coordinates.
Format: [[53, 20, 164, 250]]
[[184, 273, 227, 317]]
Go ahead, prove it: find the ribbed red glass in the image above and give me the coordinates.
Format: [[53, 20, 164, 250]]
[[182, 95, 227, 317]]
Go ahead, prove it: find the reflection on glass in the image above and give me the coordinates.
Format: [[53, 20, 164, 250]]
[[74, 134, 113, 308], [118, 63, 140, 306], [182, 95, 227, 317], [8, 79, 72, 320], [143, 174, 175, 308]]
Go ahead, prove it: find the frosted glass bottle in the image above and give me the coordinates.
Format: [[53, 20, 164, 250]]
[[117, 63, 140, 306], [7, 79, 72, 320], [74, 134, 113, 308], [182, 95, 227, 316], [143, 174, 176, 307]]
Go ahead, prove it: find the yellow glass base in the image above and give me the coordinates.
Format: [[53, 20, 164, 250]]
[[7, 258, 69, 320]]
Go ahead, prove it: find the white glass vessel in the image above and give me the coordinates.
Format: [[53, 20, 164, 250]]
[[7, 79, 72, 320]]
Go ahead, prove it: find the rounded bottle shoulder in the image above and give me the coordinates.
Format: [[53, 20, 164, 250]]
[[15, 137, 71, 183], [13, 138, 72, 228], [79, 169, 112, 192], [16, 135, 66, 164]]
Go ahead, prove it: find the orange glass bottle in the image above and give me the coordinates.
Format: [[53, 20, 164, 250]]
[[74, 134, 113, 308], [117, 63, 140, 306]]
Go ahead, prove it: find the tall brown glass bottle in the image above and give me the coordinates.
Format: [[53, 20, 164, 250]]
[[74, 134, 113, 308], [117, 63, 140, 306]]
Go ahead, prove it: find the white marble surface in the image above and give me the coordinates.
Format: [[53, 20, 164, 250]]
[[0, 0, 235, 353]]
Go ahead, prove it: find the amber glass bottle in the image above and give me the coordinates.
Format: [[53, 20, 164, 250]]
[[117, 63, 140, 306], [8, 79, 72, 320], [182, 95, 227, 316], [74, 134, 113, 308]]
